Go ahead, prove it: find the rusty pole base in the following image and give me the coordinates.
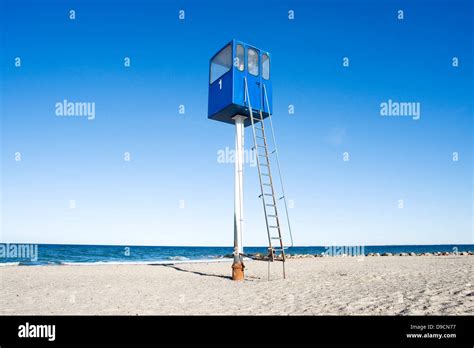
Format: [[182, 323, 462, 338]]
[[231, 261, 245, 281]]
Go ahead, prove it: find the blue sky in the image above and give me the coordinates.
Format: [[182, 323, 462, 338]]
[[1, 0, 472, 246]]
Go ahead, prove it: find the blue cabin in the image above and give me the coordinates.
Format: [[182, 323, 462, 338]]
[[208, 39, 272, 127]]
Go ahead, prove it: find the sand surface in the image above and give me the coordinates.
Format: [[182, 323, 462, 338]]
[[0, 256, 472, 315]]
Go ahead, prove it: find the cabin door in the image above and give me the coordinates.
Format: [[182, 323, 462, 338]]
[[246, 47, 262, 113]]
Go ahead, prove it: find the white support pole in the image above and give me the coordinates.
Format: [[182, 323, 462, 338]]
[[232, 115, 246, 280]]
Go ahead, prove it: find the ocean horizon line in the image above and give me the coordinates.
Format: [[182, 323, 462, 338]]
[[1, 242, 473, 248]]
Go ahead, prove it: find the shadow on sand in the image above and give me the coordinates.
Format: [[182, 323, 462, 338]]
[[150, 263, 232, 280]]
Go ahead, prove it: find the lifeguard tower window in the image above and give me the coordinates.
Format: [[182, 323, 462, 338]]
[[236, 44, 244, 71], [210, 44, 232, 84], [248, 48, 259, 76], [262, 53, 270, 80]]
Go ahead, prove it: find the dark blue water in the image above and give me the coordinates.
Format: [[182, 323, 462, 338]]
[[0, 243, 472, 266]]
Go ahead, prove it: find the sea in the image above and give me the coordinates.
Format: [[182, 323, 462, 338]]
[[0, 243, 472, 266]]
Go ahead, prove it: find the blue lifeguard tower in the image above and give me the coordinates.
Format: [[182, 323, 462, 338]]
[[208, 39, 272, 127], [208, 40, 293, 280]]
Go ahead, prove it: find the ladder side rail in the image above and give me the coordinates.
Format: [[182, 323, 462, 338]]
[[259, 110, 283, 262], [262, 84, 294, 248], [260, 110, 286, 264], [259, 111, 281, 225], [244, 77, 273, 254]]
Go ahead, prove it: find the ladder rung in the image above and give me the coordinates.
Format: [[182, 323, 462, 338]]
[[263, 183, 271, 186], [268, 215, 277, 217], [269, 225, 279, 228], [255, 127, 264, 131], [258, 154, 268, 157], [266, 204, 275, 206], [260, 163, 269, 167], [256, 135, 265, 139], [279, 196, 285, 200], [271, 237, 281, 240], [262, 173, 270, 176]]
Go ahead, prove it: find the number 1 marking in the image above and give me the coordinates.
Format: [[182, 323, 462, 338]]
[[219, 79, 222, 90]]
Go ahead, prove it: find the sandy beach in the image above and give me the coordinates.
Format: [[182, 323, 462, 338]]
[[0, 256, 472, 315]]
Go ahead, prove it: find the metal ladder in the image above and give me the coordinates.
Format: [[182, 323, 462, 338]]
[[244, 77, 293, 279]]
